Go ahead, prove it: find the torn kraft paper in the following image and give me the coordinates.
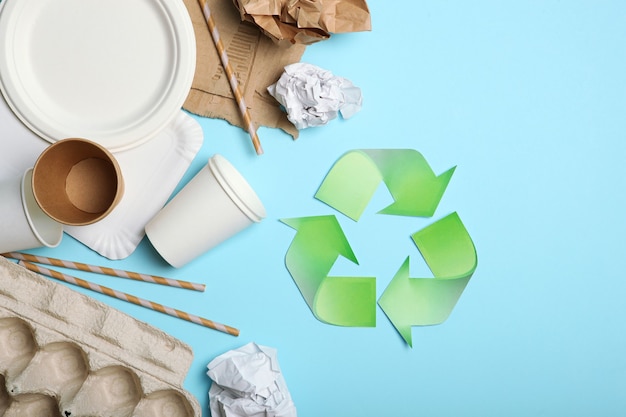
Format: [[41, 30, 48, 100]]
[[183, 0, 306, 138]]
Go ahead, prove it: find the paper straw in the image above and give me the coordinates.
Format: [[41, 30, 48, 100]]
[[197, 0, 263, 155], [19, 261, 240, 337], [2, 252, 205, 292]]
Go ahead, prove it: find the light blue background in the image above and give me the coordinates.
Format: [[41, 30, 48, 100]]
[[24, 1, 626, 415]]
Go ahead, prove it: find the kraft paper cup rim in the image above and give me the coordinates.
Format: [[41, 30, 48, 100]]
[[32, 138, 124, 226], [21, 168, 63, 248], [208, 154, 266, 223]]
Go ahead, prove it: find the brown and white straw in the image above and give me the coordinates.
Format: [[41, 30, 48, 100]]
[[197, 0, 263, 155], [19, 260, 239, 337], [2, 252, 205, 292]]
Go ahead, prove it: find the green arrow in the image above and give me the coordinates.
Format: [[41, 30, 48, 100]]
[[315, 149, 456, 221], [281, 215, 376, 326], [378, 212, 477, 347]]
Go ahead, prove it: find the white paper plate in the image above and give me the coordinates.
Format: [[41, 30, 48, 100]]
[[64, 111, 204, 260], [0, 0, 196, 152]]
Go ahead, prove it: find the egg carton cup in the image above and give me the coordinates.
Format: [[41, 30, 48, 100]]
[[0, 256, 200, 417]]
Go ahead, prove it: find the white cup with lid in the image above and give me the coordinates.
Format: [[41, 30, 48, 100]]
[[0, 169, 63, 253], [145, 154, 266, 267]]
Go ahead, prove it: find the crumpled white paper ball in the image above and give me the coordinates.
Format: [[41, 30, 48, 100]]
[[207, 342, 297, 417], [268, 62, 362, 130]]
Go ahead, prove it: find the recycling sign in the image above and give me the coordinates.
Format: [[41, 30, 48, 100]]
[[281, 149, 477, 347]]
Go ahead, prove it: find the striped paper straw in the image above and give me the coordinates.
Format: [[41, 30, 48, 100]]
[[2, 252, 205, 292], [19, 261, 239, 337], [197, 0, 263, 155]]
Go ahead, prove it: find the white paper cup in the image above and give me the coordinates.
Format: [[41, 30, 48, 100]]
[[145, 154, 266, 267], [0, 169, 63, 253]]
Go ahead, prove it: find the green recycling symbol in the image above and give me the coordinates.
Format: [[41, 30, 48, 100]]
[[281, 149, 477, 347]]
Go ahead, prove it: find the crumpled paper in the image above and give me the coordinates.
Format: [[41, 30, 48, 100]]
[[232, 0, 371, 45], [267, 62, 362, 129], [207, 342, 297, 417]]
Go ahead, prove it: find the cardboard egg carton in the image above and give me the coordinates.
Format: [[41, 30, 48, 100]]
[[0, 256, 200, 417]]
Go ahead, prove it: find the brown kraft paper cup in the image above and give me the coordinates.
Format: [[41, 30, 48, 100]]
[[32, 138, 124, 226]]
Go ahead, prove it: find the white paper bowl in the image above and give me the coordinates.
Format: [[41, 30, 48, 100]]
[[0, 169, 63, 253]]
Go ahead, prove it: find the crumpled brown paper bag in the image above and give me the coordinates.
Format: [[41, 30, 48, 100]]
[[183, 0, 306, 138], [232, 0, 372, 45]]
